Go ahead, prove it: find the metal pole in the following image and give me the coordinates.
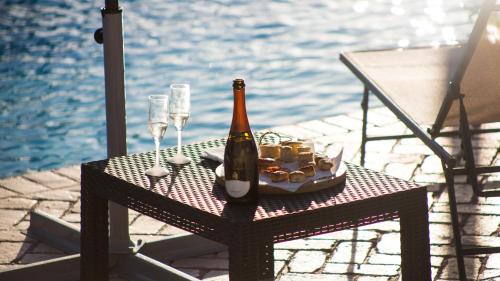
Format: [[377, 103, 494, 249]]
[[360, 85, 369, 166], [0, 1, 218, 279], [101, 0, 132, 253]]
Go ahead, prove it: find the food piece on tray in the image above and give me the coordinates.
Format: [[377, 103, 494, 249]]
[[281, 140, 302, 157], [314, 154, 325, 165], [299, 160, 316, 169], [289, 171, 306, 183], [262, 166, 281, 177], [259, 144, 281, 159], [318, 158, 334, 171], [280, 146, 294, 162], [270, 170, 289, 182], [300, 165, 316, 177], [279, 167, 290, 173], [298, 146, 311, 153], [298, 151, 314, 163], [258, 158, 276, 170], [267, 166, 281, 172]]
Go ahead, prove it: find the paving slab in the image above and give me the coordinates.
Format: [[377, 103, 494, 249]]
[[479, 268, 500, 280], [440, 257, 482, 280], [0, 111, 498, 281], [0, 188, 16, 199], [485, 253, 500, 269], [274, 250, 293, 261], [367, 123, 409, 137], [358, 221, 400, 232], [323, 263, 399, 276], [0, 230, 32, 243], [288, 250, 327, 273], [0, 197, 36, 210], [323, 115, 367, 131], [23, 171, 76, 189], [202, 270, 228, 281], [31, 189, 78, 201], [129, 215, 165, 235], [463, 215, 500, 236], [375, 233, 400, 255], [367, 253, 401, 267], [0, 209, 27, 230], [311, 229, 378, 242], [384, 162, 416, 181], [280, 273, 354, 281], [276, 239, 335, 251], [429, 223, 453, 245], [171, 257, 228, 270], [329, 241, 372, 264], [272, 125, 323, 139], [297, 120, 348, 135], [36, 200, 71, 218], [17, 253, 66, 264], [0, 177, 47, 195], [462, 235, 500, 247], [0, 242, 33, 263], [53, 165, 81, 181]]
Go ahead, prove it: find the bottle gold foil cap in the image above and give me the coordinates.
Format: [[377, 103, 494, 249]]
[[233, 79, 245, 90]]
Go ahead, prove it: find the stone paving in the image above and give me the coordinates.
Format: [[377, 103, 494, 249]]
[[0, 107, 499, 280]]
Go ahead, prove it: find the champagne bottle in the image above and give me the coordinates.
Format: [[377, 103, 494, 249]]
[[223, 79, 259, 203]]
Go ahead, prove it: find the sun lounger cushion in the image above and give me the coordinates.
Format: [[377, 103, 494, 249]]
[[343, 46, 463, 126], [344, 10, 500, 127]]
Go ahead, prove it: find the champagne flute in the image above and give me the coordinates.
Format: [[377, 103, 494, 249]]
[[145, 95, 169, 177], [167, 83, 191, 165]]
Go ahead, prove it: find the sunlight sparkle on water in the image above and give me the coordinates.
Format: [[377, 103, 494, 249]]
[[0, 0, 486, 177], [486, 24, 500, 44], [398, 39, 410, 47], [424, 0, 446, 23], [412, 19, 437, 37], [391, 7, 405, 16], [442, 26, 458, 45], [353, 1, 368, 13]]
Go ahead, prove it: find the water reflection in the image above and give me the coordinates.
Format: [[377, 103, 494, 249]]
[[486, 24, 500, 43], [0, 0, 483, 177]]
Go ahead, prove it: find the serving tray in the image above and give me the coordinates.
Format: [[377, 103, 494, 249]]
[[215, 162, 347, 195]]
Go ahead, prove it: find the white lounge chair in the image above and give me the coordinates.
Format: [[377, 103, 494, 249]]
[[340, 1, 500, 280]]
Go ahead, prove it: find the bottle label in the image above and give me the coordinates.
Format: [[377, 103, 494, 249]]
[[225, 180, 250, 198]]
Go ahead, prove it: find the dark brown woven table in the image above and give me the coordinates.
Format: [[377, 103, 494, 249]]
[[81, 138, 431, 281]]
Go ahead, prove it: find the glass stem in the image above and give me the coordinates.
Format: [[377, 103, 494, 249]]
[[177, 130, 182, 156], [154, 137, 160, 167]]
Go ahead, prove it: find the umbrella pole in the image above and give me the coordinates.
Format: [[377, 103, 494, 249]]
[[0, 1, 224, 279], [101, 0, 132, 254]]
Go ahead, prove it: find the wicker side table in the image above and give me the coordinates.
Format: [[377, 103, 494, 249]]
[[81, 138, 431, 281]]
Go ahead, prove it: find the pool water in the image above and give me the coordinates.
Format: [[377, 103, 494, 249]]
[[0, 0, 481, 177]]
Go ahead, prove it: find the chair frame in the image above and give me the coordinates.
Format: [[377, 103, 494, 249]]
[[340, 1, 500, 280]]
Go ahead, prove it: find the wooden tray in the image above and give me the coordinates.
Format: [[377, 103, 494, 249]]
[[215, 163, 347, 195]]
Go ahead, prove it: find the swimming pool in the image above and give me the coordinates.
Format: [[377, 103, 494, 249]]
[[0, 0, 481, 177]]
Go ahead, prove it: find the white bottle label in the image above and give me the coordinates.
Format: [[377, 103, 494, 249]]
[[225, 180, 250, 198]]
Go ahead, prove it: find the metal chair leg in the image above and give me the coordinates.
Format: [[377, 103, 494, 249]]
[[442, 162, 467, 281], [360, 85, 369, 166], [458, 96, 481, 195]]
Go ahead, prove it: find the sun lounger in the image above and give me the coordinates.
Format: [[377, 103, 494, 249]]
[[340, 1, 500, 279]]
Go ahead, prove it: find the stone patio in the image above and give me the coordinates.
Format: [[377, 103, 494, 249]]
[[0, 107, 499, 280]]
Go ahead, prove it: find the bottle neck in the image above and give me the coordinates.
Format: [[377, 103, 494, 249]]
[[230, 87, 251, 132]]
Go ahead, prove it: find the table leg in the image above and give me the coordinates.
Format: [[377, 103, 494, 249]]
[[228, 238, 274, 281], [400, 190, 431, 281], [81, 181, 109, 281]]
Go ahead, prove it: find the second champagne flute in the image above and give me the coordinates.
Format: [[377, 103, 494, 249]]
[[167, 83, 191, 165]]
